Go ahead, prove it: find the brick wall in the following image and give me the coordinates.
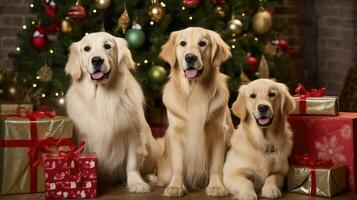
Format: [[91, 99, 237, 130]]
[[315, 0, 357, 95], [0, 0, 33, 71]]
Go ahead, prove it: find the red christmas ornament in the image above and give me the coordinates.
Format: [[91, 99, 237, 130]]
[[247, 56, 257, 71], [31, 27, 49, 51], [182, 0, 200, 7], [278, 39, 288, 52], [45, 22, 59, 34], [67, 4, 87, 21], [211, 0, 225, 5], [43, 0, 57, 17]]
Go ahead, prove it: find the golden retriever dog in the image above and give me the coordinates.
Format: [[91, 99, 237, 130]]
[[157, 27, 234, 197], [65, 32, 163, 193], [223, 79, 296, 200]]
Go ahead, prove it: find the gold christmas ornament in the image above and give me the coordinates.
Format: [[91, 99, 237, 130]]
[[61, 18, 72, 33], [258, 55, 270, 78], [95, 0, 111, 10], [37, 64, 53, 82], [148, 1, 165, 22], [228, 19, 243, 35], [214, 6, 225, 18], [252, 9, 272, 34], [240, 68, 251, 85], [264, 42, 277, 56], [118, 8, 130, 34]]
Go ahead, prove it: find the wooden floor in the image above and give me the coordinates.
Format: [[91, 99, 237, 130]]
[[0, 186, 356, 200]]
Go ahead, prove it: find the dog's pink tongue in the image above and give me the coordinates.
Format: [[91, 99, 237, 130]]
[[185, 69, 198, 78], [258, 118, 270, 125], [91, 71, 104, 80]]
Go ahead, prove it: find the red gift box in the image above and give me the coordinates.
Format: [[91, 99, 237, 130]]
[[44, 142, 97, 199], [288, 112, 357, 191]]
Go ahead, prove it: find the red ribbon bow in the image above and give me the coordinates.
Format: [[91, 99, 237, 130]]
[[58, 142, 85, 183], [294, 86, 327, 114], [294, 154, 333, 196], [294, 86, 326, 98], [0, 108, 73, 193]]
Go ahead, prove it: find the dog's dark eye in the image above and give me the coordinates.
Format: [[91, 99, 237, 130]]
[[180, 41, 187, 47], [104, 44, 111, 49], [250, 93, 256, 99], [198, 41, 207, 47], [268, 92, 276, 97], [84, 46, 91, 52]]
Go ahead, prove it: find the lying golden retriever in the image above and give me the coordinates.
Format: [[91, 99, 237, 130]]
[[65, 32, 163, 193], [157, 27, 234, 197], [223, 79, 296, 200]]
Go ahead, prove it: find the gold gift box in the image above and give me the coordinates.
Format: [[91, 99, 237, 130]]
[[291, 96, 339, 115], [287, 165, 347, 197], [0, 116, 73, 195], [0, 103, 33, 115]]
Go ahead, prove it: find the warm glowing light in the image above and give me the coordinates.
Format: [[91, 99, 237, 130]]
[[189, 16, 193, 20], [33, 83, 37, 88], [22, 25, 27, 29], [16, 47, 21, 51], [144, 60, 148, 64]]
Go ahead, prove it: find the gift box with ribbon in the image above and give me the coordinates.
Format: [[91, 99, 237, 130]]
[[0, 109, 73, 194], [0, 103, 33, 115], [287, 154, 347, 197], [288, 113, 357, 191], [44, 142, 97, 199], [291, 86, 338, 115]]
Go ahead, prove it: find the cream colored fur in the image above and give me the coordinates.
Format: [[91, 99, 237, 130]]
[[157, 27, 234, 197], [65, 32, 163, 193], [223, 79, 296, 200]]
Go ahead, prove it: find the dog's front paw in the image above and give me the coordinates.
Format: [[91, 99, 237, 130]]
[[206, 185, 228, 197], [233, 190, 257, 200], [128, 182, 151, 193], [261, 185, 281, 199], [163, 185, 185, 197]]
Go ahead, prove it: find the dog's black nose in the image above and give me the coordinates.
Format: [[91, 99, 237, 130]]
[[185, 54, 197, 63], [258, 104, 269, 113], [91, 56, 104, 67]]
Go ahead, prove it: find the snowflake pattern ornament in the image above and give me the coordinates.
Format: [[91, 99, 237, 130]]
[[315, 136, 347, 164], [340, 125, 353, 140]]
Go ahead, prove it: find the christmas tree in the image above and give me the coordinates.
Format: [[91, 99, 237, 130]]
[[2, 0, 294, 108]]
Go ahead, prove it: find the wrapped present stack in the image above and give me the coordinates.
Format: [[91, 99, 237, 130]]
[[0, 106, 74, 195], [287, 86, 357, 197], [44, 142, 97, 199]]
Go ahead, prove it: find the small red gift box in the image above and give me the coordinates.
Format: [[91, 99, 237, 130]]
[[44, 142, 97, 199], [288, 113, 357, 191]]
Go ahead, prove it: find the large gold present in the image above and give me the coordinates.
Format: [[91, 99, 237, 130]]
[[287, 155, 347, 197], [0, 111, 73, 195], [291, 86, 338, 115]]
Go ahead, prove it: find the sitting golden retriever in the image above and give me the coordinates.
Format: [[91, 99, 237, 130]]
[[223, 79, 296, 200], [157, 27, 234, 197], [65, 32, 163, 193]]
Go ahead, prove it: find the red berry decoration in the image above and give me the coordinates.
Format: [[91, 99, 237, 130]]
[[67, 4, 87, 21], [31, 27, 49, 51], [247, 56, 257, 71], [182, 0, 200, 7], [43, 0, 57, 17], [212, 0, 225, 5]]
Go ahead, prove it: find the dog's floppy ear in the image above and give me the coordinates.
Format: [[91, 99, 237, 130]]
[[159, 31, 178, 68], [65, 42, 81, 80], [115, 37, 135, 70], [278, 83, 296, 116], [231, 85, 247, 120], [210, 31, 231, 67]]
